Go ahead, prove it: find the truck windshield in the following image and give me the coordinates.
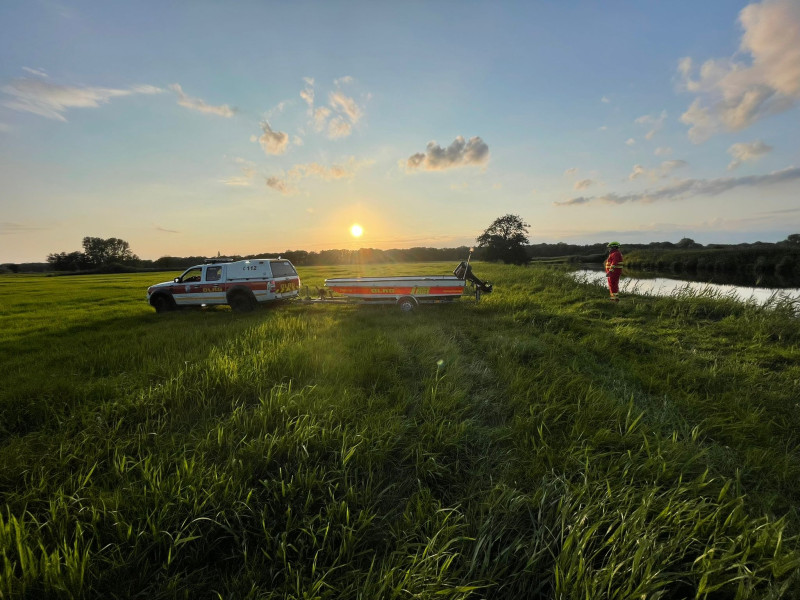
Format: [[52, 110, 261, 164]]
[[180, 267, 203, 282]]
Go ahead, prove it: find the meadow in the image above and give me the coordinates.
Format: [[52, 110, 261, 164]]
[[1, 263, 799, 599]]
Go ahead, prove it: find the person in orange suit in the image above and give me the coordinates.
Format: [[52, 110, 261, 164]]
[[604, 242, 624, 301]]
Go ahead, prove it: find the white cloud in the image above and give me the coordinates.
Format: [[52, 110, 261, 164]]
[[2, 78, 162, 121], [564, 167, 578, 175], [727, 139, 772, 169], [555, 166, 800, 206], [328, 116, 352, 139], [313, 106, 331, 132], [625, 138, 636, 146], [655, 146, 673, 156], [169, 83, 235, 117], [329, 90, 362, 124], [679, 0, 800, 142], [300, 78, 314, 111], [629, 160, 689, 181], [334, 76, 354, 86], [22, 67, 48, 78], [574, 179, 594, 190], [601, 96, 610, 103], [406, 136, 490, 171], [266, 158, 371, 194], [635, 110, 667, 139], [258, 121, 289, 155]]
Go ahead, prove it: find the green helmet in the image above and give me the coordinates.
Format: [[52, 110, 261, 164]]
[[607, 241, 620, 248]]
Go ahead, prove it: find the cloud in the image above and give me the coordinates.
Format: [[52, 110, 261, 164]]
[[258, 121, 289, 155], [564, 167, 578, 175], [334, 76, 354, 86], [266, 177, 292, 194], [625, 138, 636, 146], [601, 96, 610, 103], [169, 83, 235, 117], [300, 78, 314, 111], [2, 78, 162, 121], [406, 136, 490, 171], [635, 110, 667, 139], [574, 179, 594, 190], [328, 90, 362, 124], [727, 139, 772, 170], [0, 221, 49, 234], [328, 115, 351, 139], [22, 67, 48, 78], [655, 146, 673, 156], [313, 106, 331, 131], [629, 159, 689, 180], [155, 225, 180, 234], [266, 157, 372, 194], [678, 0, 800, 142], [555, 166, 800, 206]]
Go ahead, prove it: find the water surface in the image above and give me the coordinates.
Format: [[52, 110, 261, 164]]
[[572, 269, 800, 306]]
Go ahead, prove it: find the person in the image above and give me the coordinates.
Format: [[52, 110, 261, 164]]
[[604, 242, 624, 301]]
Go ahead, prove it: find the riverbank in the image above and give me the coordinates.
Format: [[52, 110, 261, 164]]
[[1, 264, 798, 598]]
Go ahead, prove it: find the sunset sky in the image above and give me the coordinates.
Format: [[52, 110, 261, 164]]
[[2, 0, 800, 263]]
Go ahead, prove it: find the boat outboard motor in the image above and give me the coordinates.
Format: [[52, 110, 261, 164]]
[[453, 261, 493, 293]]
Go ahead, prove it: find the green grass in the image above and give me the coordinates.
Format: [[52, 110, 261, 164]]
[[1, 263, 799, 599]]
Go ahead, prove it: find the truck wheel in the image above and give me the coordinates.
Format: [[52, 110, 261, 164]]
[[229, 292, 256, 313], [151, 295, 175, 313], [397, 297, 417, 312]]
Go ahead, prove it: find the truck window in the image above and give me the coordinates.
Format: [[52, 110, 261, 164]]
[[180, 267, 203, 283], [270, 261, 297, 277], [206, 266, 222, 281]]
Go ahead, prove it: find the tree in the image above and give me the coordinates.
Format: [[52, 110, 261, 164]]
[[476, 214, 530, 264], [81, 237, 137, 266], [782, 233, 800, 246]]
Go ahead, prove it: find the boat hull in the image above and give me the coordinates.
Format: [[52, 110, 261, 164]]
[[324, 276, 465, 300]]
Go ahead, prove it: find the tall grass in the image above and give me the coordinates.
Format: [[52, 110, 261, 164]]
[[0, 264, 798, 598]]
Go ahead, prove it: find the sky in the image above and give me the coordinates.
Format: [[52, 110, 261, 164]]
[[1, 0, 800, 263]]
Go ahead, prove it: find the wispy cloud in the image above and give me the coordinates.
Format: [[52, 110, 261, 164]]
[[727, 140, 772, 170], [655, 146, 673, 156], [555, 166, 800, 206], [22, 67, 48, 78], [169, 83, 235, 117], [2, 78, 162, 121], [0, 221, 50, 234], [266, 158, 372, 194], [302, 77, 367, 139], [628, 160, 688, 180], [601, 96, 610, 103], [574, 179, 594, 190], [405, 136, 489, 171], [678, 0, 800, 142], [635, 110, 667, 140], [258, 121, 289, 155], [155, 225, 180, 234], [625, 138, 636, 146], [564, 167, 578, 175]]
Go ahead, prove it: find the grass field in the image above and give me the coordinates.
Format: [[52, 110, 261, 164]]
[[1, 263, 799, 599]]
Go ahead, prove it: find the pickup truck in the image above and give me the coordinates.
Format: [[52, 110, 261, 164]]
[[147, 258, 300, 313]]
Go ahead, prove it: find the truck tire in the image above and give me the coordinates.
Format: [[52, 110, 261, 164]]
[[397, 296, 417, 312], [228, 290, 257, 313], [151, 294, 175, 313]]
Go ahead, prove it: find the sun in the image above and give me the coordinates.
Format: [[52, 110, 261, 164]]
[[350, 224, 363, 238]]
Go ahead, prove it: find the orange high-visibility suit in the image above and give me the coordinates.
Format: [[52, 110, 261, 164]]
[[604, 249, 624, 299]]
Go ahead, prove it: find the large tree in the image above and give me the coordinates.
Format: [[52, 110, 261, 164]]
[[82, 236, 137, 266], [476, 214, 530, 264]]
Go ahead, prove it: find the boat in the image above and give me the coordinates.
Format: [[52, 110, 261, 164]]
[[320, 261, 493, 311]]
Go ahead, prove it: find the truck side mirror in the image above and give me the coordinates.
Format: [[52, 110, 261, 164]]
[[174, 277, 180, 283]]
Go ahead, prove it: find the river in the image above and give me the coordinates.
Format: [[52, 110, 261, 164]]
[[571, 269, 800, 307]]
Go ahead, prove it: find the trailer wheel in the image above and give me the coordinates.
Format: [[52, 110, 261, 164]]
[[397, 296, 417, 312], [229, 291, 256, 313]]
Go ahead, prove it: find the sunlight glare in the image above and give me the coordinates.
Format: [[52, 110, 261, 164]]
[[350, 224, 363, 238]]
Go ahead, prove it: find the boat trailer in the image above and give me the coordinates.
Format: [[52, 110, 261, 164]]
[[299, 259, 493, 312]]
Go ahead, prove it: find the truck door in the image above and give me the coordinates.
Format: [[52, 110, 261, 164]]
[[268, 261, 300, 298], [173, 265, 226, 306]]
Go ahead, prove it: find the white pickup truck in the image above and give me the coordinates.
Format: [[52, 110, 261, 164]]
[[147, 258, 300, 313]]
